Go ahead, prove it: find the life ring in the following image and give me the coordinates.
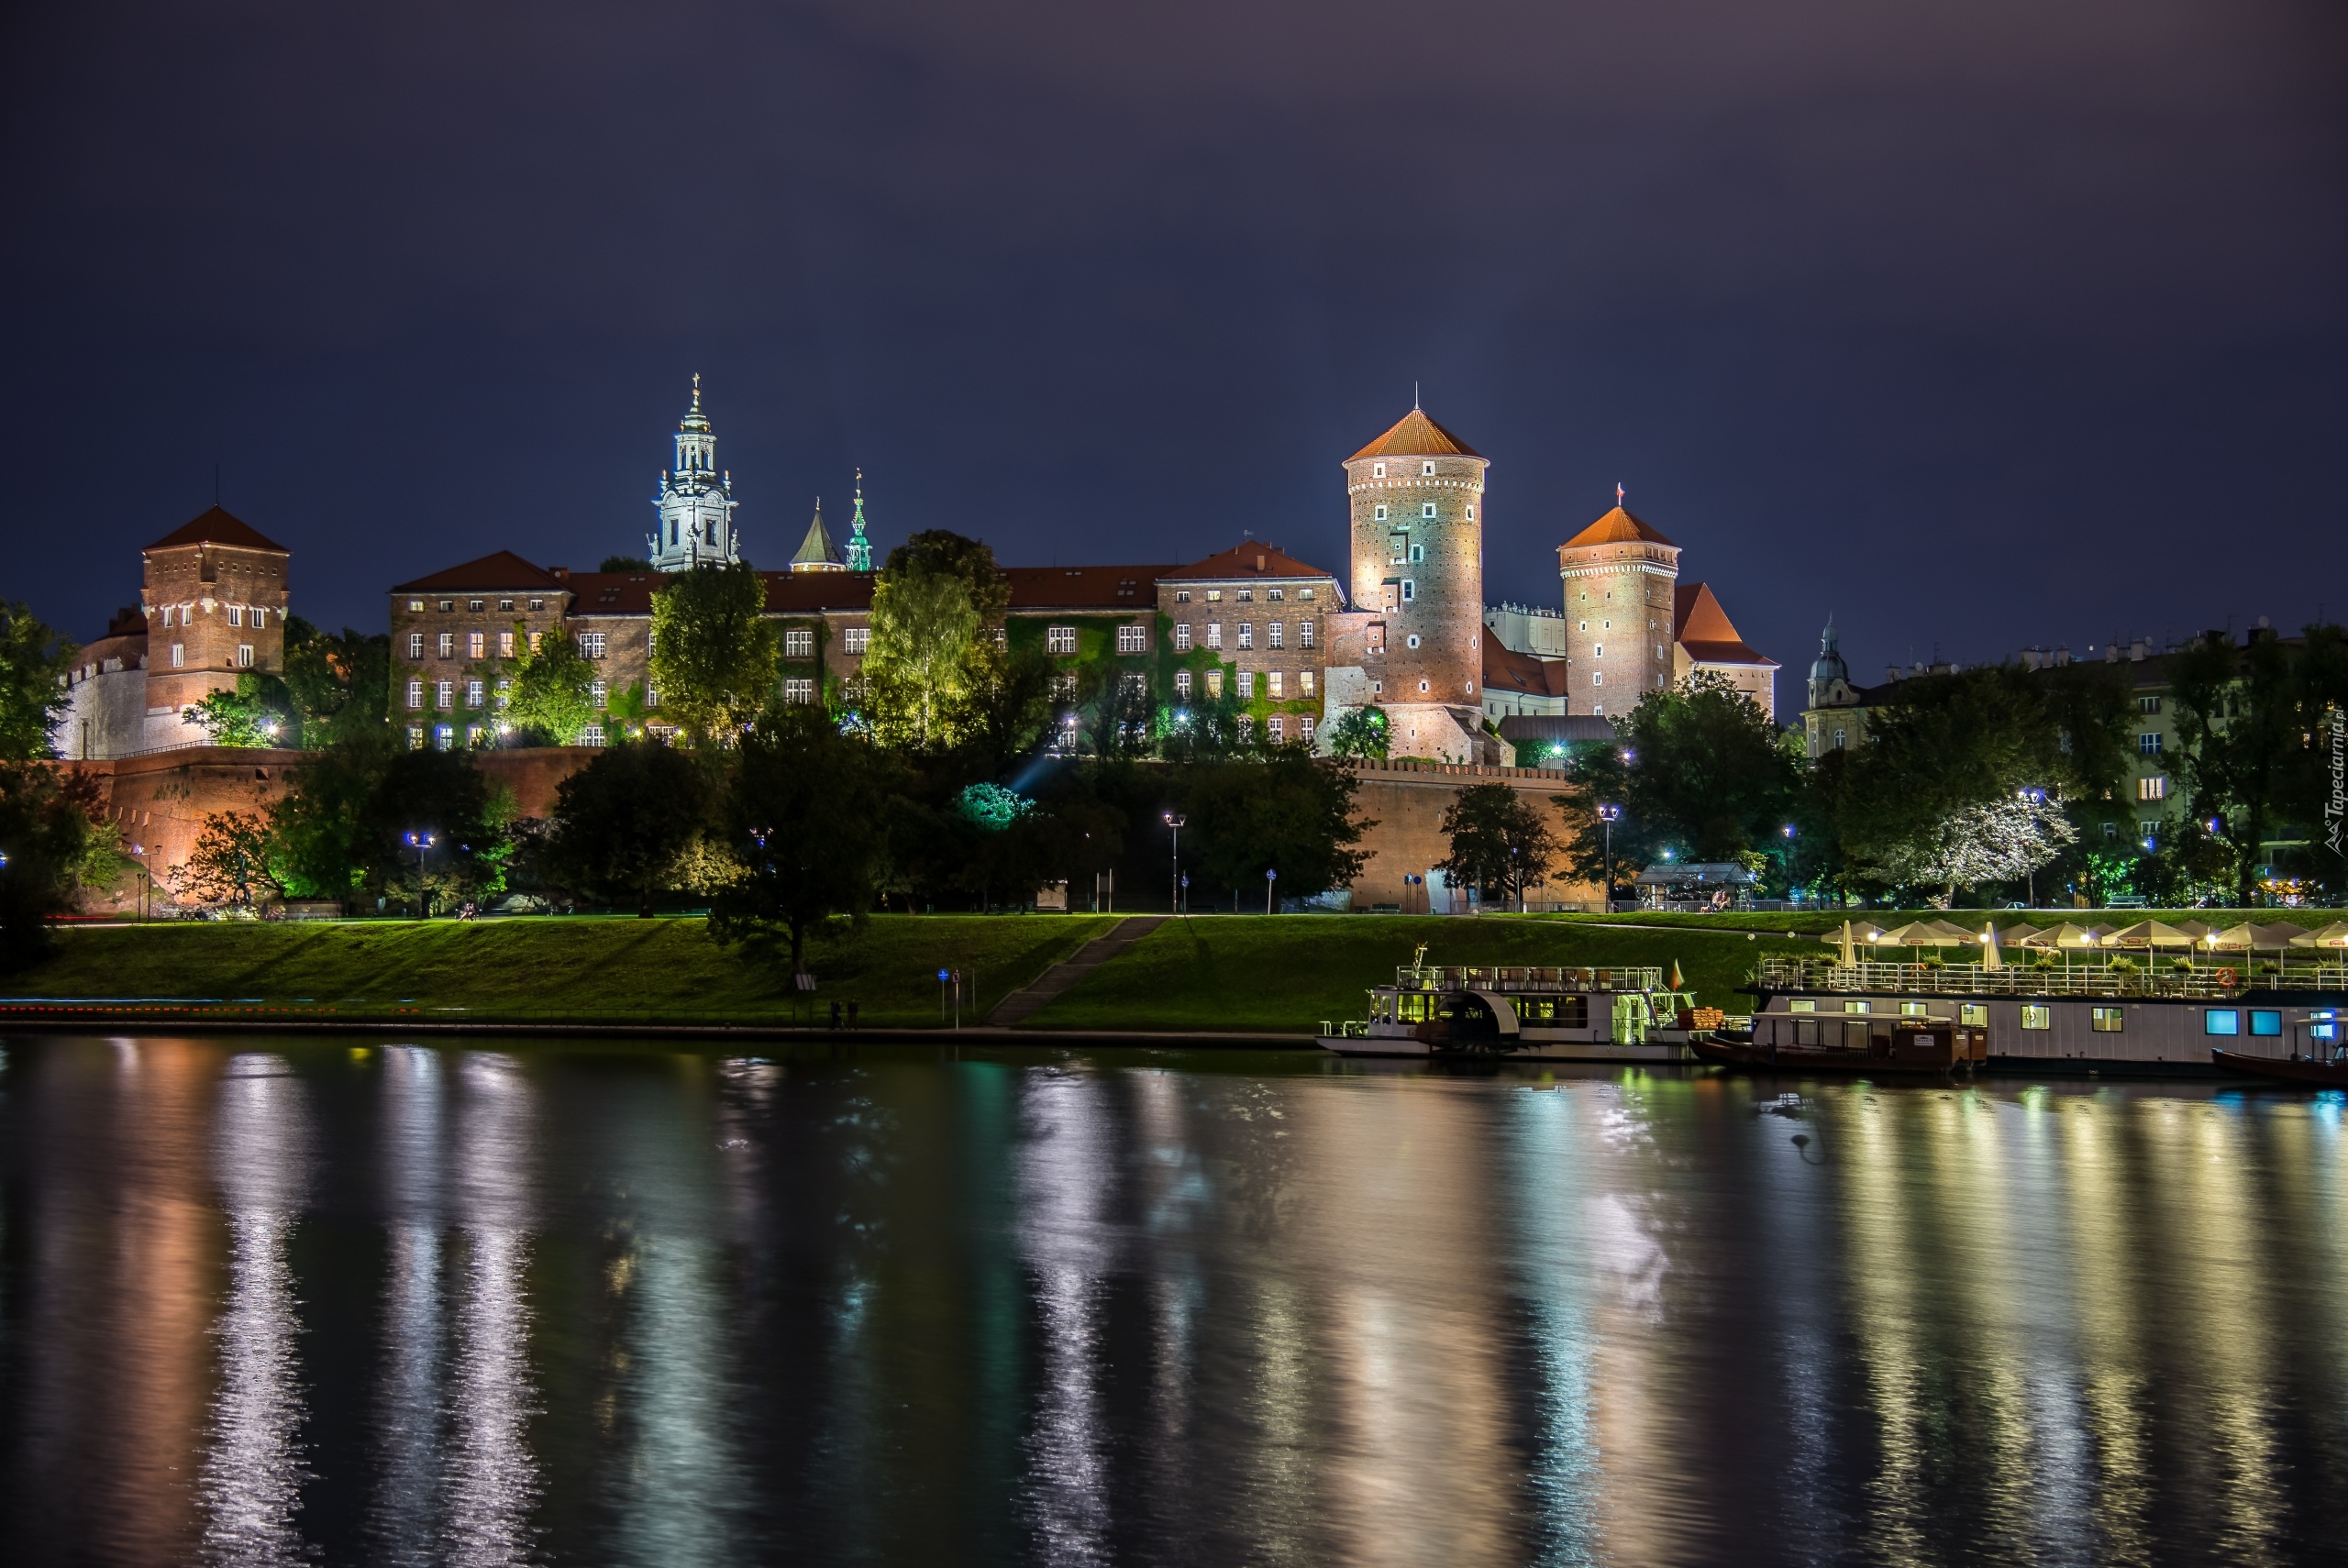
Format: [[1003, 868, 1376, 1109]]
[[2216, 966, 2240, 988]]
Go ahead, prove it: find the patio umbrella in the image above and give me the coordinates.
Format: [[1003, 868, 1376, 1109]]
[[2172, 919, 2212, 939], [1997, 922, 2045, 946], [1922, 919, 1977, 942], [2105, 920, 2201, 950], [2288, 922, 2348, 949], [2016, 922, 2105, 949], [1838, 920, 1857, 966], [1869, 920, 1961, 948], [1981, 922, 2002, 970], [2254, 921, 2313, 950]]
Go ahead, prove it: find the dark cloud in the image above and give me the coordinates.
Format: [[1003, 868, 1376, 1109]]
[[4, 0, 2343, 676]]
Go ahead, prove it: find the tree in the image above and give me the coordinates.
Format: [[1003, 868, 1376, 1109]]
[[1324, 705, 1390, 761], [181, 675, 294, 746], [1435, 782, 1561, 910], [650, 560, 780, 742], [711, 705, 894, 979], [600, 556, 654, 573], [2171, 628, 2311, 904], [504, 624, 599, 745], [1183, 751, 1370, 906], [281, 620, 390, 748], [863, 531, 1008, 749], [0, 601, 74, 760], [0, 763, 107, 967], [172, 811, 285, 908], [352, 746, 515, 911], [1845, 790, 2077, 907], [546, 740, 717, 915], [267, 734, 392, 901]]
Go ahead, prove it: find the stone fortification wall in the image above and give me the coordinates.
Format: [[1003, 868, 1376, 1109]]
[[1340, 759, 1594, 911]]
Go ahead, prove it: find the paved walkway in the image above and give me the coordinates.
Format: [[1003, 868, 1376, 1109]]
[[985, 915, 1168, 1026]]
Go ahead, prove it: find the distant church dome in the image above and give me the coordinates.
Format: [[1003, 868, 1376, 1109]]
[[1810, 616, 1848, 687]]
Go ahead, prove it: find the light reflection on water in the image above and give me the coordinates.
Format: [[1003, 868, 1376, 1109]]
[[3, 1040, 2347, 1566]]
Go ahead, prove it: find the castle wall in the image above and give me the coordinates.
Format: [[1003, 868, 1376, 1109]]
[[1341, 760, 1597, 911]]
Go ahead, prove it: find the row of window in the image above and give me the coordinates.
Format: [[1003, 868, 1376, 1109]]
[[404, 677, 663, 712], [168, 643, 257, 670], [1788, 998, 2291, 1036], [1170, 622, 1313, 653], [1171, 668, 1313, 701], [406, 596, 548, 613], [158, 603, 270, 629], [1171, 587, 1312, 604], [1371, 502, 1475, 523]]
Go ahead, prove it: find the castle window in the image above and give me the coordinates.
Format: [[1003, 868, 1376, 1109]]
[[1410, 544, 1423, 563], [1422, 461, 1435, 475], [2138, 694, 2162, 714], [1594, 644, 1603, 657], [466, 679, 484, 708], [1268, 671, 1284, 698], [783, 679, 815, 705], [579, 632, 606, 658], [238, 645, 254, 668], [589, 679, 608, 707], [1400, 580, 1414, 602], [1268, 588, 1284, 601], [499, 631, 515, 658], [1206, 590, 1222, 602], [469, 631, 486, 659], [581, 724, 604, 746], [1300, 621, 1314, 648], [161, 605, 172, 627], [1466, 506, 1476, 521], [1236, 716, 1253, 741], [435, 725, 454, 750], [500, 599, 515, 612], [785, 628, 815, 658], [1175, 589, 1191, 602], [1373, 463, 1386, 478], [844, 627, 869, 654], [1050, 672, 1078, 701], [1238, 624, 1253, 650], [406, 680, 423, 710], [1407, 634, 1422, 649], [1116, 624, 1147, 654], [229, 604, 244, 627], [408, 600, 424, 613], [182, 602, 194, 624], [1268, 715, 1286, 743], [496, 679, 511, 707], [1592, 672, 1603, 687], [437, 679, 454, 709], [1301, 670, 1315, 695], [1206, 623, 1223, 649], [407, 726, 424, 749], [1268, 622, 1283, 649], [1237, 589, 1253, 602], [1174, 623, 1192, 651], [528, 632, 543, 655], [1175, 669, 1192, 700], [1421, 503, 1435, 518], [1590, 702, 1601, 715], [469, 600, 484, 613], [467, 725, 485, 748], [407, 633, 424, 658], [2139, 732, 2164, 756], [1301, 716, 1315, 741], [1206, 669, 1224, 699], [251, 609, 266, 630], [1046, 625, 1079, 655], [1299, 588, 1313, 601], [1375, 505, 1389, 521], [437, 632, 454, 658], [2139, 775, 2167, 801], [1833, 728, 1846, 748], [439, 600, 454, 613], [528, 598, 545, 612], [645, 686, 659, 708]]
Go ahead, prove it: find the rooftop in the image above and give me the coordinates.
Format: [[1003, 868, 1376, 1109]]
[[1347, 406, 1482, 462], [392, 551, 570, 594], [147, 506, 287, 555], [1560, 505, 1677, 551], [1673, 582, 1778, 668], [1159, 542, 1337, 582]]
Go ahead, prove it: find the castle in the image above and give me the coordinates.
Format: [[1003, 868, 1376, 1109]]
[[59, 385, 1776, 768]]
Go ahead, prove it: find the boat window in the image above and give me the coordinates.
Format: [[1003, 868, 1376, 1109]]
[[1843, 999, 1871, 1014], [1519, 998, 1553, 1021], [2250, 1010, 2282, 1036], [2021, 1005, 2053, 1030], [2091, 1006, 2125, 1032], [1959, 1004, 1988, 1027], [1788, 999, 1815, 1013], [1899, 1001, 1929, 1017], [1556, 997, 1588, 1029], [2204, 1010, 2240, 1036]]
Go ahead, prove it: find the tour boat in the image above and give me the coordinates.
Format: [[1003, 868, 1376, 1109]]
[[2210, 1044, 2348, 1087], [1691, 1015, 1987, 1077], [1750, 950, 2346, 1077], [1318, 948, 1718, 1062]]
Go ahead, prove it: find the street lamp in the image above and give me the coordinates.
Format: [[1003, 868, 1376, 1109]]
[[1596, 804, 1622, 911], [404, 831, 437, 919], [1163, 812, 1187, 915], [129, 842, 150, 922]]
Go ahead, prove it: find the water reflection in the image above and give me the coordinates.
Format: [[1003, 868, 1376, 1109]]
[[197, 1054, 313, 1565], [5, 1043, 2348, 1567]]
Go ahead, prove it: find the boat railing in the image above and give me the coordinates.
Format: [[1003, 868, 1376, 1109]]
[[1395, 965, 1665, 992], [1755, 955, 2348, 998]]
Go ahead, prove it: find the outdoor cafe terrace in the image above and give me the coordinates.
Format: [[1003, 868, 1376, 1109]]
[[1760, 915, 2348, 999]]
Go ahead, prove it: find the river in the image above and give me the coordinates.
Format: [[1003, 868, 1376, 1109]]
[[2, 1035, 2343, 1565]]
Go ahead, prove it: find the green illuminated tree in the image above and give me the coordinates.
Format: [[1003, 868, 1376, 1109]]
[[0, 601, 73, 760], [1436, 782, 1561, 909], [282, 619, 390, 747], [547, 740, 717, 915], [504, 624, 598, 745], [1324, 705, 1390, 762], [650, 561, 780, 742], [864, 532, 1008, 749], [172, 811, 285, 908], [712, 706, 893, 979]]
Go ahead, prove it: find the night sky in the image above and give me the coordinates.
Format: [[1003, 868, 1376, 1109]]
[[6, 1, 2342, 686]]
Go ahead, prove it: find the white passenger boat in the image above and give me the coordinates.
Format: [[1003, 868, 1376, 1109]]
[[1319, 948, 1716, 1062]]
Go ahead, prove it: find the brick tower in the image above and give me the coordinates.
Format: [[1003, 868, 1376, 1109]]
[[1556, 491, 1678, 716], [139, 506, 291, 747], [1342, 403, 1490, 759]]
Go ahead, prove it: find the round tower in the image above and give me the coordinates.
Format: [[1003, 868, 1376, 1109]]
[[1556, 492, 1679, 716], [1343, 404, 1488, 723]]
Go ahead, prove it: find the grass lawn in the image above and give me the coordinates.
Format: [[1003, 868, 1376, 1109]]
[[6, 915, 1116, 1027], [1545, 909, 2347, 936], [1026, 913, 1817, 1033]]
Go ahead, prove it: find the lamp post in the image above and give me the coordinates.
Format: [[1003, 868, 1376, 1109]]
[[404, 831, 436, 919], [1163, 812, 1186, 915], [1596, 804, 1622, 912], [129, 842, 149, 922], [2018, 787, 2047, 907], [1265, 867, 1279, 916]]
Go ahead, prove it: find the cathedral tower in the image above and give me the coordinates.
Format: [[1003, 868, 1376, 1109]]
[[1343, 403, 1488, 738], [1557, 491, 1679, 715], [649, 375, 741, 571]]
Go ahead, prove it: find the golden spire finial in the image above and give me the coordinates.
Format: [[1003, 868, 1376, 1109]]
[[691, 371, 701, 411]]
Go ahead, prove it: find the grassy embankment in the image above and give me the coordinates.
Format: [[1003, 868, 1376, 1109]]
[[1546, 909, 2345, 935], [3, 916, 1116, 1028], [1024, 913, 1818, 1032]]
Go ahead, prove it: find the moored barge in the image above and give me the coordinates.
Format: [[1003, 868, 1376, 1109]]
[[1319, 952, 1712, 1062]]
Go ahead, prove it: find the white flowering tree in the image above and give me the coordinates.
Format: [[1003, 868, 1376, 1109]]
[[1855, 792, 2077, 908]]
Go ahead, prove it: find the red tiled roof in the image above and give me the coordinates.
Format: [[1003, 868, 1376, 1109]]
[[1348, 407, 1482, 462], [1672, 582, 1777, 668], [147, 505, 287, 554], [1157, 543, 1338, 582], [1483, 641, 1572, 696], [392, 551, 570, 594], [558, 570, 879, 617], [1561, 506, 1677, 550], [1003, 566, 1178, 612]]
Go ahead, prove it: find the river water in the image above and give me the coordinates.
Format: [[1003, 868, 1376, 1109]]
[[1, 1036, 2343, 1566]]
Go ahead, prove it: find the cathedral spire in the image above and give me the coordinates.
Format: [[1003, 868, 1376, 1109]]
[[649, 377, 738, 571], [845, 469, 873, 571]]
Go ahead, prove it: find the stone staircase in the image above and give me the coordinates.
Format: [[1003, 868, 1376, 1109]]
[[986, 916, 1168, 1026]]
